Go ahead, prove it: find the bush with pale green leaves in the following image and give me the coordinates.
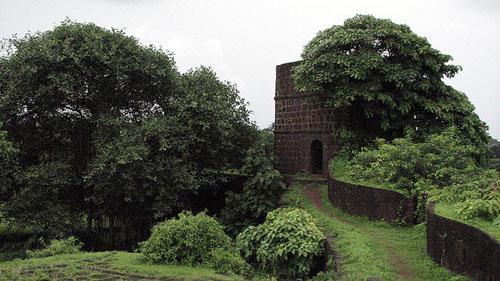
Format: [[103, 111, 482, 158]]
[[139, 212, 248, 275], [341, 128, 500, 220], [221, 130, 287, 236], [236, 208, 324, 280]]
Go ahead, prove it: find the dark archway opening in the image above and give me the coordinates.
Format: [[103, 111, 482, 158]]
[[311, 140, 323, 174]]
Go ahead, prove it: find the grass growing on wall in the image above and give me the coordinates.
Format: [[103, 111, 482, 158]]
[[329, 158, 404, 194], [283, 183, 470, 281], [434, 202, 500, 241]]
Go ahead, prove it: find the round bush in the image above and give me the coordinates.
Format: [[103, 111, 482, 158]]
[[139, 211, 238, 267], [236, 208, 325, 279]]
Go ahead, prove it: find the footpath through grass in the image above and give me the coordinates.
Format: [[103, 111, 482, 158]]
[[0, 251, 244, 281], [283, 182, 469, 281]]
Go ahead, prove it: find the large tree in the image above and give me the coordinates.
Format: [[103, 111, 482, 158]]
[[0, 21, 257, 236], [86, 67, 257, 221], [293, 15, 489, 157]]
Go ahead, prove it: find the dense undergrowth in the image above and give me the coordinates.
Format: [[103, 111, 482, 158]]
[[237, 208, 325, 279], [330, 128, 500, 238], [139, 211, 248, 275]]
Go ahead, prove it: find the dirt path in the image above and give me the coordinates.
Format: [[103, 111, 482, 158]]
[[303, 187, 416, 281]]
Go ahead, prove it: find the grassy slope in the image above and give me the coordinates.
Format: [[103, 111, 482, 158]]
[[434, 202, 500, 241], [0, 251, 244, 281], [329, 159, 407, 195], [283, 182, 469, 281]]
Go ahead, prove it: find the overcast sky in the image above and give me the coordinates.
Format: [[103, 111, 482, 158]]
[[1, 0, 499, 138]]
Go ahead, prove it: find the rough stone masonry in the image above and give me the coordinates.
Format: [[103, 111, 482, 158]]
[[274, 61, 338, 177]]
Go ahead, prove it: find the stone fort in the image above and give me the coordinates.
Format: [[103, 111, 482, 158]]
[[274, 61, 338, 177]]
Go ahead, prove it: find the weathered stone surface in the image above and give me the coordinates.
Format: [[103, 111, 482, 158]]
[[274, 61, 339, 177], [328, 178, 418, 224], [426, 203, 500, 281]]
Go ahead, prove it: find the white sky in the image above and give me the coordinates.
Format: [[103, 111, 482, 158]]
[[1, 0, 499, 138]]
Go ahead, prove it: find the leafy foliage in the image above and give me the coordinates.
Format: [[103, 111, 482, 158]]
[[26, 237, 82, 258], [178, 66, 257, 170], [202, 247, 250, 275], [84, 116, 200, 219], [433, 173, 499, 220], [0, 122, 18, 200], [3, 161, 84, 237], [139, 212, 247, 274], [342, 128, 500, 220], [221, 131, 287, 236], [236, 208, 324, 280], [294, 15, 489, 156], [0, 21, 257, 236]]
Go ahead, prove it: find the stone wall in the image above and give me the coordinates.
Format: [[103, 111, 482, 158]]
[[274, 61, 338, 177], [426, 203, 500, 281], [327, 178, 418, 224]]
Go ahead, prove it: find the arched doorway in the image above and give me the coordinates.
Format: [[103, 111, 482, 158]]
[[311, 140, 323, 174]]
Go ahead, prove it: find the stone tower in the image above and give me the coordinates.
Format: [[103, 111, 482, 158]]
[[274, 61, 338, 177]]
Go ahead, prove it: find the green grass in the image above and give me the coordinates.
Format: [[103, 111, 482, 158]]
[[283, 182, 469, 281], [434, 202, 500, 241], [284, 183, 395, 280], [329, 158, 407, 196], [0, 251, 245, 281]]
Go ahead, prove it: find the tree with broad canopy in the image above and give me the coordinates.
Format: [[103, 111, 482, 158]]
[[0, 20, 257, 236], [293, 15, 489, 160]]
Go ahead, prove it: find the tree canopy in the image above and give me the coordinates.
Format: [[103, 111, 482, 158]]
[[0, 20, 257, 236], [0, 121, 18, 198], [293, 15, 489, 156]]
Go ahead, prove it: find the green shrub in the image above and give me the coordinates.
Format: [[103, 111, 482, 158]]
[[340, 127, 500, 220], [26, 236, 82, 258], [433, 174, 500, 220], [139, 211, 246, 274], [236, 208, 325, 280], [221, 130, 287, 236], [202, 247, 250, 275]]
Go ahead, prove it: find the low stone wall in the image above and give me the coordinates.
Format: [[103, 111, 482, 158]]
[[327, 178, 417, 224], [426, 203, 500, 281]]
